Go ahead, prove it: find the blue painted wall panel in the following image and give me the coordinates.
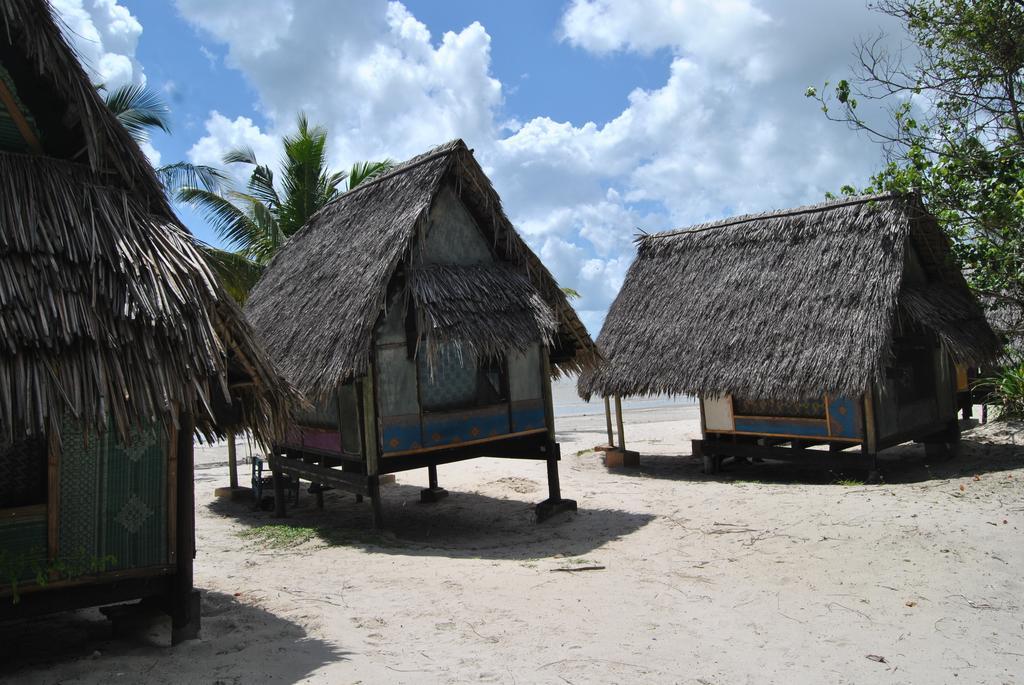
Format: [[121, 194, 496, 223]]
[[733, 417, 829, 438], [381, 415, 423, 453], [422, 406, 510, 448], [827, 396, 863, 438], [511, 399, 545, 433]]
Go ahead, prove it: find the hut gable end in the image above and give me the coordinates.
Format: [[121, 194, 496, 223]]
[[580, 193, 1000, 403], [420, 184, 494, 266], [245, 139, 597, 401]]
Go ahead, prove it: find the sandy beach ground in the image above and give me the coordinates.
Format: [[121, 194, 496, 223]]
[[2, 404, 1023, 684]]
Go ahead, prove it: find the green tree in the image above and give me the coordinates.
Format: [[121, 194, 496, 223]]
[[100, 83, 227, 195], [180, 114, 394, 302], [807, 0, 1024, 333]]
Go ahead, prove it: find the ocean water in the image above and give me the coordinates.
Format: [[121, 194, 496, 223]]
[[551, 375, 695, 417]]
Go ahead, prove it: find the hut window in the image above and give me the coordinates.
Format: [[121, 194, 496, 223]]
[[419, 344, 508, 412], [0, 436, 47, 509]]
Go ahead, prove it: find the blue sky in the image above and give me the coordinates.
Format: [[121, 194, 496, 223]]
[[53, 0, 906, 336]]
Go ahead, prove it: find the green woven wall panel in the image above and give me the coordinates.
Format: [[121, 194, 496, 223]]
[[101, 424, 167, 569], [58, 420, 101, 565], [58, 419, 168, 570], [0, 516, 47, 582]]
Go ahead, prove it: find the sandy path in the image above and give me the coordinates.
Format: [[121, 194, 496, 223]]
[[2, 406, 1023, 684]]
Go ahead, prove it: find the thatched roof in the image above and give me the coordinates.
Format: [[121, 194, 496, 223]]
[[409, 263, 558, 363], [579, 193, 1001, 402], [0, 0, 296, 445], [245, 139, 596, 400]]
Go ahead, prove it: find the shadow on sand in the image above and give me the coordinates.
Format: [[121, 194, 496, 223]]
[[600, 433, 1024, 485], [207, 478, 654, 561], [0, 590, 346, 684]]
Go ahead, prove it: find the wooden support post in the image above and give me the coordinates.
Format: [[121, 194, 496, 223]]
[[863, 390, 880, 484], [227, 430, 238, 489], [535, 354, 577, 522], [361, 370, 383, 526], [272, 459, 287, 518], [420, 464, 448, 503], [603, 394, 639, 468], [545, 453, 562, 501], [604, 396, 614, 447], [864, 443, 880, 484], [368, 476, 383, 528], [170, 414, 199, 644], [614, 395, 626, 451]]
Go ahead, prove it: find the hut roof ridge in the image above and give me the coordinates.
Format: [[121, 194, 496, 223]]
[[332, 139, 467, 201], [642, 192, 902, 242]]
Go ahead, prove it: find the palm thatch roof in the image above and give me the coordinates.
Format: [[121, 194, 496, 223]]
[[408, 263, 559, 363], [245, 139, 596, 401], [579, 193, 1001, 402], [0, 0, 297, 445]]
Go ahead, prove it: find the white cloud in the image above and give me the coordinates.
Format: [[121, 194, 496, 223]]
[[199, 45, 218, 69], [562, 0, 774, 82], [51, 1, 169, 172], [50, 0, 145, 88], [187, 112, 279, 187], [169, 0, 908, 336], [174, 0, 501, 166], [138, 141, 161, 168]]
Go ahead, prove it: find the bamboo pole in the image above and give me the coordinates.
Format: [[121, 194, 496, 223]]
[[614, 395, 626, 451], [227, 429, 238, 489], [604, 396, 614, 446]]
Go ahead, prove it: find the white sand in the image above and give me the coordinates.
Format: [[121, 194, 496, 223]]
[[3, 406, 1023, 684]]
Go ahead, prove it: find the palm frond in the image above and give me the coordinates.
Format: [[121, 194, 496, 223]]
[[561, 287, 582, 300], [157, 162, 228, 195], [178, 187, 263, 251], [247, 164, 280, 209], [347, 159, 395, 189], [276, 112, 341, 235], [247, 201, 286, 264], [199, 245, 264, 304], [102, 83, 170, 143], [223, 145, 258, 165]]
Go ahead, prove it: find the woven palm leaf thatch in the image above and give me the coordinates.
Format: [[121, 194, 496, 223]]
[[0, 0, 167, 195], [409, 263, 558, 363], [246, 139, 596, 402], [899, 284, 998, 363], [579, 193, 1001, 402], [0, 0, 297, 446]]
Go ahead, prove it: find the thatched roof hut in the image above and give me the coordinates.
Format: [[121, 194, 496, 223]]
[[0, 0, 295, 447], [246, 139, 596, 401], [0, 0, 297, 640], [579, 193, 1001, 403], [245, 140, 596, 525]]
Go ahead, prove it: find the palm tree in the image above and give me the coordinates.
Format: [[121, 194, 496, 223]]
[[180, 113, 394, 302], [100, 83, 227, 195]]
